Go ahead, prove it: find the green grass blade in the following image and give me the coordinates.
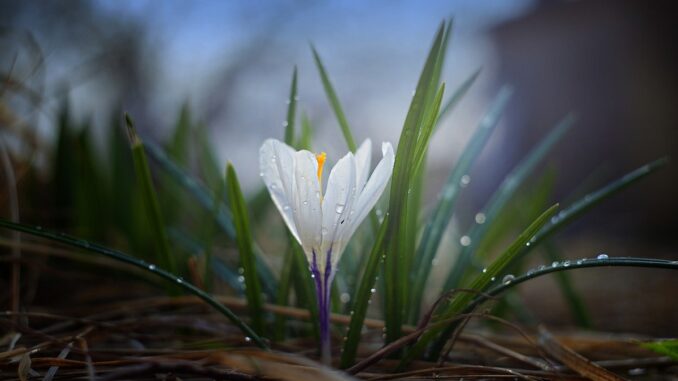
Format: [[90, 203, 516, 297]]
[[384, 22, 447, 346], [274, 243, 295, 341], [311, 46, 357, 152], [226, 163, 265, 335], [641, 340, 678, 360], [340, 216, 389, 368], [284, 66, 298, 145], [125, 114, 178, 277], [528, 157, 669, 250], [0, 218, 269, 349], [464, 256, 678, 321], [408, 87, 512, 323], [443, 113, 575, 292], [297, 112, 314, 150], [437, 69, 481, 124], [404, 203, 559, 364], [168, 103, 192, 165], [543, 242, 592, 327], [143, 141, 278, 298]]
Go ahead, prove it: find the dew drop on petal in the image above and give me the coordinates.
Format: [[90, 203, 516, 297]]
[[335, 204, 345, 214], [303, 200, 309, 206]]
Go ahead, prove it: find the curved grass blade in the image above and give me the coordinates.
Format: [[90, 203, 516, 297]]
[[340, 216, 389, 368], [384, 21, 447, 346], [124, 114, 177, 277], [0, 218, 269, 349], [443, 113, 576, 292], [525, 157, 668, 250], [284, 66, 298, 145], [403, 203, 559, 365], [311, 46, 357, 152], [144, 140, 278, 298], [408, 86, 512, 323], [226, 163, 265, 335], [463, 256, 678, 318]]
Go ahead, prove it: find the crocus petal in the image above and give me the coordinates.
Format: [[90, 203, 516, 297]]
[[259, 139, 299, 242], [320, 151, 357, 270], [292, 150, 323, 258], [349, 141, 395, 237], [354, 139, 372, 194]]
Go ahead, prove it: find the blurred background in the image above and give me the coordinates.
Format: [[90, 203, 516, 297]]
[[1, 0, 676, 334]]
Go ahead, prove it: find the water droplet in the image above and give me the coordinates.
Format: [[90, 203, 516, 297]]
[[335, 204, 345, 213], [148, 264, 156, 270], [271, 157, 277, 163], [321, 227, 328, 235], [481, 267, 487, 273], [537, 265, 547, 271], [562, 260, 571, 267], [283, 205, 290, 211], [551, 261, 559, 267], [340, 293, 350, 303], [370, 288, 376, 294], [282, 121, 288, 127], [576, 259, 583, 265], [526, 269, 535, 276], [502, 274, 515, 285], [349, 310, 354, 316], [238, 267, 245, 274], [270, 184, 277, 190], [310, 273, 315, 278], [490, 276, 496, 282], [237, 275, 245, 283], [597, 253, 609, 260], [525, 242, 531, 247], [316, 191, 321, 198], [259, 172, 264, 177], [628, 368, 645, 376], [245, 336, 252, 342], [176, 278, 184, 284], [460, 175, 471, 187], [460, 235, 472, 246], [303, 200, 309, 205], [474, 213, 486, 224]]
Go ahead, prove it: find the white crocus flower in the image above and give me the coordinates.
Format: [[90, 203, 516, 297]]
[[259, 138, 394, 362]]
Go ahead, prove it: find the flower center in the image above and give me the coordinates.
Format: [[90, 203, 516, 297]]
[[316, 152, 327, 183]]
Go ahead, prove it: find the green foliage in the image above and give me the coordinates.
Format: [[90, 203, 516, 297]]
[[226, 163, 265, 335], [641, 340, 678, 360]]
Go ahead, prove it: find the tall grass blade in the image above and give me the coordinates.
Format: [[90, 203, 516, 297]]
[[284, 66, 298, 145], [311, 46, 357, 152], [144, 141, 278, 298], [124, 114, 177, 277], [384, 22, 447, 346], [408, 86, 512, 323], [443, 113, 575, 292], [340, 216, 389, 368], [226, 163, 265, 335], [0, 218, 269, 349], [404, 203, 559, 364]]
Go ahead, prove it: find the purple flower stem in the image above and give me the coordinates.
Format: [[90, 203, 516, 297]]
[[311, 249, 333, 365]]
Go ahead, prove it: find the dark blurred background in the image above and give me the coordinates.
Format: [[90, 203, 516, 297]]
[[1, 0, 676, 334]]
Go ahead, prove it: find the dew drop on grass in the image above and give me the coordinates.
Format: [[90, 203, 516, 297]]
[[282, 121, 288, 127], [576, 259, 583, 265], [502, 274, 515, 285], [460, 175, 471, 187], [370, 288, 376, 294], [474, 213, 486, 224], [460, 236, 472, 246], [490, 276, 496, 282], [481, 268, 487, 273], [148, 264, 156, 271], [237, 275, 245, 283], [597, 253, 609, 260], [340, 293, 350, 303], [562, 260, 571, 267], [238, 267, 244, 274], [551, 261, 559, 267], [245, 336, 252, 342]]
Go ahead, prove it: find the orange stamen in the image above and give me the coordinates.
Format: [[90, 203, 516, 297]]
[[316, 152, 327, 183]]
